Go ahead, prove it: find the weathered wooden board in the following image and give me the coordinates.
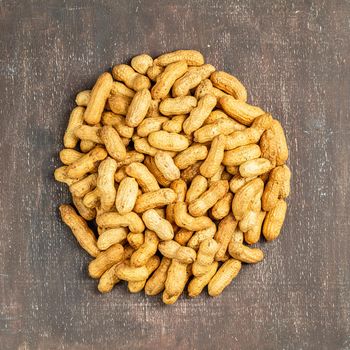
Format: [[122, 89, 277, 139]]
[[0, 0, 349, 349]]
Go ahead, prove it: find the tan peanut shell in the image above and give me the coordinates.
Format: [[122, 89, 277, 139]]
[[82, 188, 100, 209], [180, 160, 203, 183], [111, 81, 135, 98], [173, 64, 215, 97], [245, 211, 266, 245], [279, 165, 291, 198], [185, 175, 208, 203], [115, 151, 145, 168], [163, 260, 188, 304], [232, 178, 264, 220], [97, 228, 128, 250], [126, 89, 152, 127], [69, 173, 98, 198], [97, 157, 117, 212], [64, 107, 85, 148], [115, 177, 139, 214], [116, 261, 149, 282], [146, 64, 164, 81], [101, 112, 134, 138], [130, 230, 159, 267], [225, 128, 262, 150], [210, 71, 247, 101], [127, 232, 145, 249], [131, 54, 153, 74], [154, 50, 205, 66], [154, 151, 180, 181], [223, 144, 261, 166], [60, 149, 84, 165], [125, 162, 159, 193], [239, 158, 271, 178], [96, 212, 145, 233], [66, 146, 107, 179], [183, 94, 217, 135], [142, 209, 174, 241], [107, 94, 131, 115], [187, 222, 217, 250], [59, 204, 100, 257], [174, 144, 208, 170], [134, 188, 176, 213], [263, 199, 287, 241], [144, 156, 172, 187], [208, 259, 241, 297], [100, 125, 126, 161], [188, 261, 218, 297], [72, 195, 96, 221], [74, 125, 103, 144], [128, 255, 161, 293], [228, 229, 264, 263], [262, 166, 285, 211], [159, 96, 197, 116], [174, 229, 194, 246], [220, 96, 265, 126], [188, 180, 228, 217], [148, 130, 190, 152], [211, 192, 233, 220], [270, 120, 289, 165], [162, 114, 186, 133], [200, 134, 226, 178], [229, 174, 256, 193], [134, 137, 159, 156], [151, 60, 188, 100], [88, 244, 124, 278], [174, 202, 213, 231], [192, 238, 218, 276], [166, 179, 187, 223], [158, 240, 196, 264], [194, 117, 246, 143], [112, 64, 151, 91], [145, 257, 171, 296], [214, 214, 237, 261], [137, 117, 168, 137], [84, 72, 113, 125], [75, 90, 91, 106]]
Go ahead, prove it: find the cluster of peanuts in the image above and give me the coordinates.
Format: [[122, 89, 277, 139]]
[[55, 50, 290, 304]]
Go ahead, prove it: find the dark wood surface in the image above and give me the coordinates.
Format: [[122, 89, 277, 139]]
[[1, 1, 349, 349]]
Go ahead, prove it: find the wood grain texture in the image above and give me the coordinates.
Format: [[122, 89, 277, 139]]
[[1, 0, 349, 349]]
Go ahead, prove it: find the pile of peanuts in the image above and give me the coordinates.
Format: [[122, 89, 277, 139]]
[[55, 50, 290, 304]]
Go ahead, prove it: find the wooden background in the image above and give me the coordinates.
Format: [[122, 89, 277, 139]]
[[1, 0, 349, 349]]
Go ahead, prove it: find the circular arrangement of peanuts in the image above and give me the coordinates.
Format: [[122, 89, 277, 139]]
[[55, 50, 290, 304]]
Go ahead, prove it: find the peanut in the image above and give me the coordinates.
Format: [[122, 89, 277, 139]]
[[144, 155, 171, 187], [60, 149, 84, 165], [154, 50, 204, 66], [174, 144, 208, 170], [270, 120, 289, 165], [72, 195, 96, 221], [174, 229, 194, 246], [211, 192, 233, 220], [137, 117, 168, 137], [158, 240, 196, 264], [97, 228, 128, 250], [146, 64, 164, 81], [108, 94, 131, 115], [69, 173, 98, 198], [192, 238, 218, 276], [159, 96, 197, 116], [162, 114, 186, 133], [208, 259, 241, 297], [188, 261, 218, 297], [130, 230, 159, 267], [183, 94, 217, 135], [142, 209, 174, 240], [88, 244, 124, 278], [127, 232, 145, 249], [151, 61, 188, 100], [245, 211, 266, 245], [263, 199, 287, 241], [220, 96, 265, 126], [100, 125, 127, 161], [148, 130, 190, 152], [214, 214, 237, 261], [185, 175, 208, 203], [174, 202, 213, 231], [173, 64, 215, 97], [225, 128, 262, 150], [145, 257, 171, 296], [134, 188, 176, 213], [188, 180, 228, 217], [154, 151, 180, 181], [187, 222, 217, 250], [228, 229, 264, 263], [223, 144, 261, 166], [97, 157, 117, 212], [131, 54, 153, 75], [239, 158, 271, 178], [84, 72, 113, 125], [112, 64, 151, 91], [59, 204, 100, 257], [64, 107, 85, 148], [111, 81, 135, 98], [210, 71, 247, 101], [125, 162, 160, 193], [101, 112, 134, 138], [75, 90, 91, 106], [115, 177, 139, 214], [96, 212, 145, 233], [126, 89, 152, 127], [200, 134, 226, 178]]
